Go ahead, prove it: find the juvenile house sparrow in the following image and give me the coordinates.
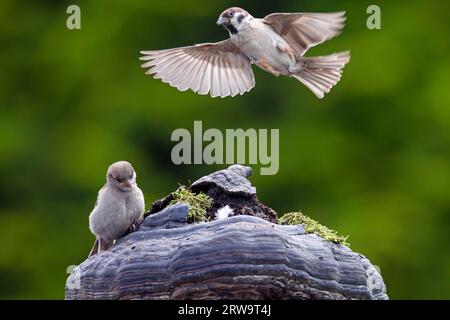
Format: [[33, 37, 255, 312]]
[[88, 161, 145, 257], [140, 7, 350, 99]]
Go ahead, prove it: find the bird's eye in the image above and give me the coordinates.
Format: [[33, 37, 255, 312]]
[[228, 11, 235, 18]]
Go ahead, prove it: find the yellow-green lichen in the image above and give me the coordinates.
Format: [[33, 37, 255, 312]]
[[279, 211, 349, 246], [169, 186, 212, 222]]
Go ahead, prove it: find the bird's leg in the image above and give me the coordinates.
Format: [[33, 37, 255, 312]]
[[256, 58, 280, 77]]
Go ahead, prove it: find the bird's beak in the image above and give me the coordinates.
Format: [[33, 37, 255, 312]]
[[216, 16, 225, 26], [122, 180, 132, 189]]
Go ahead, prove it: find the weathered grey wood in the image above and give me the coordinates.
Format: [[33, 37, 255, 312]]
[[66, 166, 388, 300]]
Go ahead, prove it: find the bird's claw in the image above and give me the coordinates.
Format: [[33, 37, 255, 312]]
[[129, 223, 138, 233]]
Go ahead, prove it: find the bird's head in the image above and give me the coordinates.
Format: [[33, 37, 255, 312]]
[[217, 7, 252, 35], [107, 161, 137, 192]]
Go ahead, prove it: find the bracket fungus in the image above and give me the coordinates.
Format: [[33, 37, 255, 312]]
[[66, 165, 388, 300]]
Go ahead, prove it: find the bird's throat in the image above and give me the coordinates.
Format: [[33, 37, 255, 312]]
[[223, 23, 238, 35]]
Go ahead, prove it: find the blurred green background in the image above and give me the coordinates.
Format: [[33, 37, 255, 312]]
[[1, 0, 449, 299]]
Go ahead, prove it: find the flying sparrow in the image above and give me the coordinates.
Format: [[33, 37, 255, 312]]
[[88, 161, 145, 257], [140, 7, 350, 99]]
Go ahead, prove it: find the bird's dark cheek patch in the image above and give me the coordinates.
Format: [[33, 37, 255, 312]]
[[237, 14, 245, 24], [224, 23, 238, 35]]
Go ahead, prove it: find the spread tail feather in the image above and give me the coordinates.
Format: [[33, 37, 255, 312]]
[[292, 51, 350, 99]]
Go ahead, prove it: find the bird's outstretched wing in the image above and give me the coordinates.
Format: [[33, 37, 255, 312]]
[[263, 12, 346, 57], [140, 40, 255, 98]]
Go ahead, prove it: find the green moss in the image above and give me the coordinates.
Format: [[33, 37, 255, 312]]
[[169, 186, 212, 222], [279, 211, 350, 246]]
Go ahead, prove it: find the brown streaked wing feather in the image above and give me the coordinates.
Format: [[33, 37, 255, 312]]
[[140, 40, 255, 98], [222, 57, 239, 97], [263, 12, 347, 57]]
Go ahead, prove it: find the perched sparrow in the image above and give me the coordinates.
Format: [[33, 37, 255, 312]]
[[88, 161, 145, 257], [140, 7, 350, 99]]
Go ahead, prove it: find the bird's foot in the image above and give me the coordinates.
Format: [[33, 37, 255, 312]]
[[128, 223, 138, 233]]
